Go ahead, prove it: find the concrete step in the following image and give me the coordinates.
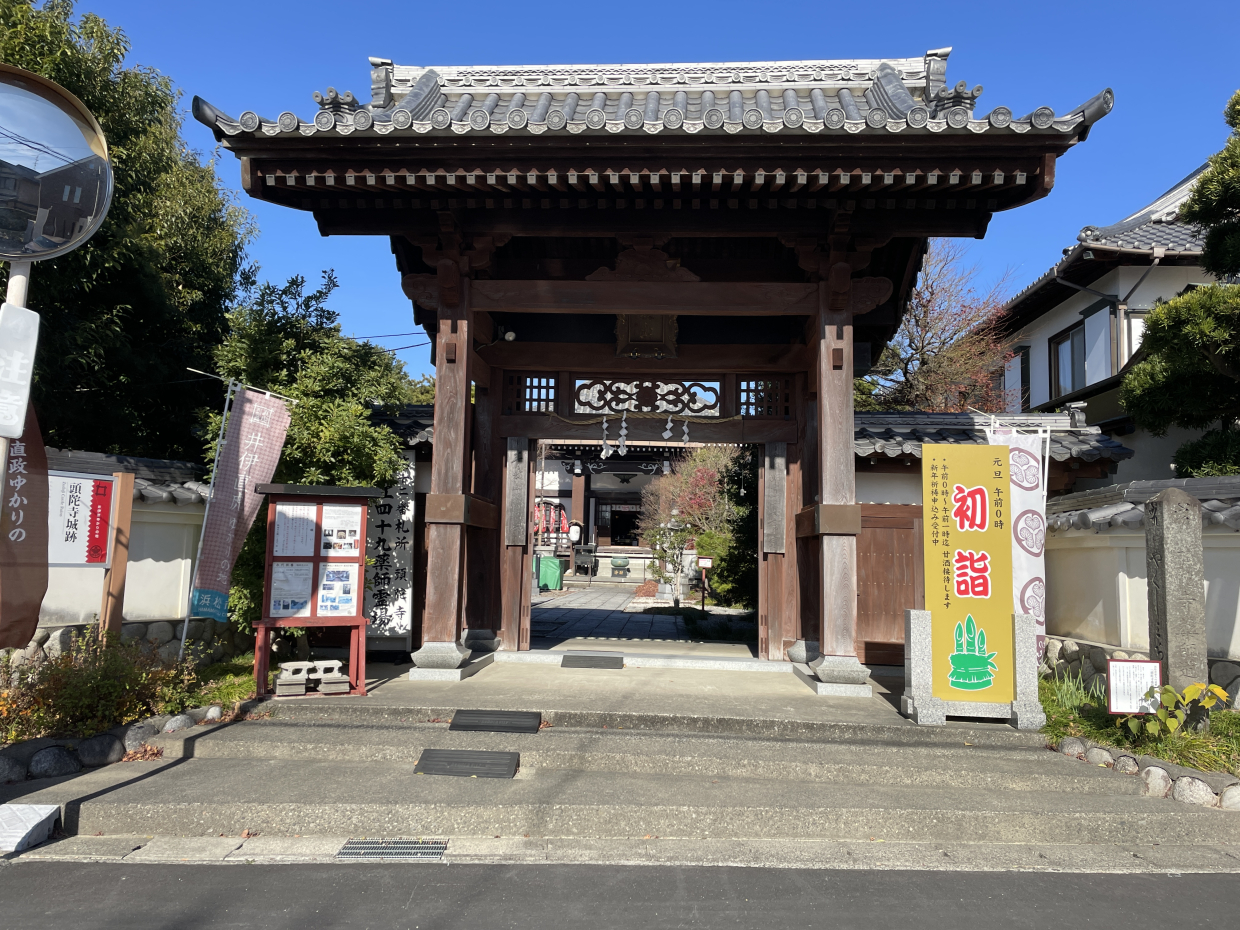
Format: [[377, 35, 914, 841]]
[[26, 757, 1236, 846], [146, 720, 1140, 796], [261, 697, 1050, 750]]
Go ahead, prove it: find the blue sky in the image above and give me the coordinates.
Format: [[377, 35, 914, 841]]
[[81, 0, 1240, 379]]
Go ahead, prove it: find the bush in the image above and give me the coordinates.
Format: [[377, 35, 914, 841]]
[[0, 631, 199, 742], [1173, 428, 1240, 477]]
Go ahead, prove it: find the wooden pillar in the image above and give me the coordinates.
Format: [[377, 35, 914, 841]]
[[413, 277, 473, 668], [499, 436, 531, 650], [464, 353, 501, 642], [98, 471, 134, 639], [813, 269, 867, 685]]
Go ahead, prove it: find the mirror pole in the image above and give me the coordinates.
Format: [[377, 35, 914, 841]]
[[5, 260, 32, 308]]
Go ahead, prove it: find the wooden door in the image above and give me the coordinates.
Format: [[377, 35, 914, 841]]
[[855, 504, 923, 666]]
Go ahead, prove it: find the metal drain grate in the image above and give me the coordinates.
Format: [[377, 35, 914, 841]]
[[562, 654, 624, 669], [449, 709, 542, 733], [336, 838, 448, 861]]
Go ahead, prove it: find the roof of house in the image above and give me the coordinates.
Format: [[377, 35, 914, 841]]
[[194, 48, 1112, 143], [46, 448, 210, 506], [853, 412, 1134, 464], [1001, 164, 1208, 331], [1047, 476, 1240, 533]]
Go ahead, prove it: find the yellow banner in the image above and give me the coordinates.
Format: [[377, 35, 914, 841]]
[[922, 444, 1014, 703]]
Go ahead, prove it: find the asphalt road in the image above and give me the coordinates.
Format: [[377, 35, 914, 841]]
[[1, 861, 1238, 929]]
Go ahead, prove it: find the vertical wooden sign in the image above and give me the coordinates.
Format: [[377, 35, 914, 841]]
[[922, 444, 1014, 703]]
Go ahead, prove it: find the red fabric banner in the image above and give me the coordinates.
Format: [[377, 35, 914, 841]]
[[0, 406, 49, 649]]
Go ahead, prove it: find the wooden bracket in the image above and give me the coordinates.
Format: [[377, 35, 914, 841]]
[[424, 493, 499, 529], [795, 504, 862, 537]]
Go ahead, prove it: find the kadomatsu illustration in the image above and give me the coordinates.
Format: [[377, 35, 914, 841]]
[[948, 615, 998, 691]]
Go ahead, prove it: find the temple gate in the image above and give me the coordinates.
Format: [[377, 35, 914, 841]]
[[195, 48, 1110, 688]]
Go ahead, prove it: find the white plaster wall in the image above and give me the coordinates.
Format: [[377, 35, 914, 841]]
[[1044, 531, 1240, 659], [1010, 266, 1215, 408], [39, 500, 203, 627], [1084, 307, 1111, 384], [535, 461, 572, 492], [1003, 356, 1022, 413], [589, 473, 653, 491], [855, 471, 922, 504]]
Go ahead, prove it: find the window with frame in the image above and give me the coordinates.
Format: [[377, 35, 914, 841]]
[[1050, 323, 1086, 399]]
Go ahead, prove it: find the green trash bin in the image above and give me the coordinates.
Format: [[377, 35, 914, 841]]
[[538, 556, 565, 591]]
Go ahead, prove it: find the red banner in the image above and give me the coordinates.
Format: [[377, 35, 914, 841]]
[[191, 388, 291, 622], [0, 406, 49, 648]]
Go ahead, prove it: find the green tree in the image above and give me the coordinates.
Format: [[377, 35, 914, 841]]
[[0, 0, 252, 458], [208, 269, 415, 628], [1180, 90, 1240, 278], [407, 374, 435, 404], [1120, 90, 1240, 475]]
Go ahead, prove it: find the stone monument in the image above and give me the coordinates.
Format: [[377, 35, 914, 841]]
[[1145, 488, 1209, 691]]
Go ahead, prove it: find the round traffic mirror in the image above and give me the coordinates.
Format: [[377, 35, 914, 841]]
[[0, 63, 113, 262]]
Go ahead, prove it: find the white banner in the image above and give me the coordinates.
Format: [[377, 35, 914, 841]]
[[365, 456, 416, 640], [988, 430, 1047, 660], [46, 471, 115, 567]]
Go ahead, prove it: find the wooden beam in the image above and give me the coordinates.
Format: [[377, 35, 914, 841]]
[[504, 438, 530, 546], [423, 493, 499, 529], [479, 342, 811, 373], [469, 280, 818, 316], [98, 471, 134, 639], [498, 414, 796, 443]]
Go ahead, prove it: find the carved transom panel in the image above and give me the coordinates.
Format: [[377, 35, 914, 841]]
[[574, 379, 720, 417]]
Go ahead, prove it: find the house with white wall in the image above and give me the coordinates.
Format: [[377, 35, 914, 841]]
[[999, 165, 1216, 488]]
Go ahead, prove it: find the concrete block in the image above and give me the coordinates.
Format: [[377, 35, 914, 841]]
[[408, 653, 494, 681], [0, 804, 60, 852], [1146, 489, 1209, 691]]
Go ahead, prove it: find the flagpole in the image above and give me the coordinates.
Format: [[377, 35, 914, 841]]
[[178, 379, 238, 661]]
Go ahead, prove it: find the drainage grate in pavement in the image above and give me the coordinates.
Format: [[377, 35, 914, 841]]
[[414, 749, 520, 778], [562, 654, 624, 669], [449, 709, 542, 733], [336, 838, 448, 861]]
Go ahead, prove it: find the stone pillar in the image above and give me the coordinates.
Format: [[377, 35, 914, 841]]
[[1145, 488, 1208, 691], [413, 276, 471, 670]]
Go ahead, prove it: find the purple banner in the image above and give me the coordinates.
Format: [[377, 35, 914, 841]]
[[191, 388, 290, 622]]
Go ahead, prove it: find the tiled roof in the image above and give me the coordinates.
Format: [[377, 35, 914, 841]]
[[45, 448, 209, 506], [1076, 164, 1207, 254], [1047, 476, 1240, 533], [371, 404, 434, 446], [194, 48, 1112, 142], [1002, 164, 1207, 324], [853, 412, 1134, 463]]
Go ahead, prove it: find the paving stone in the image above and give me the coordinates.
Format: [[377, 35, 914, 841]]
[[124, 836, 244, 862]]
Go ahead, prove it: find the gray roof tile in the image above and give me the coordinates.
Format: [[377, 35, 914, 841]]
[[194, 49, 1112, 143]]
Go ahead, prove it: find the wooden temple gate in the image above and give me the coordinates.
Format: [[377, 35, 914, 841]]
[[196, 49, 1110, 681]]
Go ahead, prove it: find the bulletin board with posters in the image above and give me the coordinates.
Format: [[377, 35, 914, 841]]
[[254, 483, 381, 698]]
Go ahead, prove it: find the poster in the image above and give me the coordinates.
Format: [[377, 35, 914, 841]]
[[988, 429, 1047, 660], [317, 562, 358, 616], [365, 457, 415, 637], [923, 444, 1014, 703], [273, 502, 317, 557], [0, 406, 49, 649], [46, 471, 114, 567], [269, 561, 312, 618], [321, 504, 362, 554], [1108, 660, 1162, 714]]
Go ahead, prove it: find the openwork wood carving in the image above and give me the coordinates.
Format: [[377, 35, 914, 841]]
[[574, 380, 721, 416]]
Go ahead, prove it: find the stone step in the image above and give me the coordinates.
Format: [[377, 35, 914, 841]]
[[147, 720, 1139, 795], [31, 758, 1236, 846], [261, 698, 1049, 750]]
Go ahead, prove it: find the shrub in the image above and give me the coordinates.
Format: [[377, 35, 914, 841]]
[[1173, 428, 1240, 477], [0, 630, 199, 742]]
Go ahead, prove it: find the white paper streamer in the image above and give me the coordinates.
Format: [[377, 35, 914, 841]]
[[662, 415, 674, 440]]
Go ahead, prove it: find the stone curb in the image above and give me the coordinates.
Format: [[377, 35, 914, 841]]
[[1055, 736, 1240, 810]]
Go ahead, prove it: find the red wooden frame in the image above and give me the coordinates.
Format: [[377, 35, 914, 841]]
[[253, 493, 371, 698]]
